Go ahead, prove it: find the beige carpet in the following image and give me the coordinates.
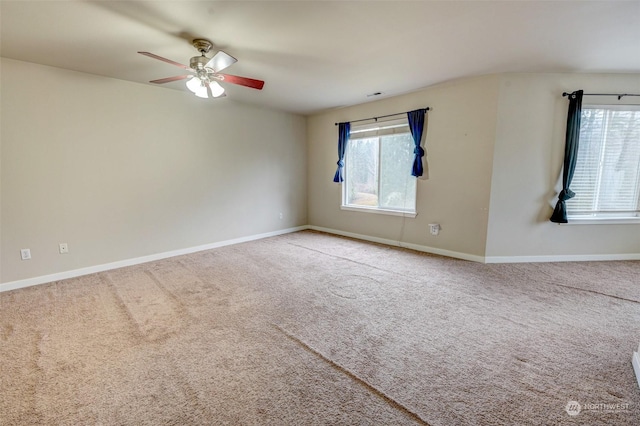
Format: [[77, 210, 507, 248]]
[[1, 230, 638, 425]]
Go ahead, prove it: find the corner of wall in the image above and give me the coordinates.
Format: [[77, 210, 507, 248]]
[[307, 74, 504, 260], [484, 72, 640, 260], [1, 59, 309, 284]]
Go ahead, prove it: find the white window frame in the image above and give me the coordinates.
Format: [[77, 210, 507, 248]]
[[341, 118, 418, 218], [565, 103, 640, 224]]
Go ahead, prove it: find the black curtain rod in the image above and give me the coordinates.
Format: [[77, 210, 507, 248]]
[[562, 92, 640, 101], [334, 107, 430, 126]]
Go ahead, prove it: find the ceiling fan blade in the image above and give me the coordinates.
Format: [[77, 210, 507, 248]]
[[138, 52, 191, 70], [205, 50, 237, 73], [217, 73, 265, 90], [149, 75, 192, 84]]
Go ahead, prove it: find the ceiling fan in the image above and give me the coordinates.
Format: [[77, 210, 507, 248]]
[[138, 39, 264, 99]]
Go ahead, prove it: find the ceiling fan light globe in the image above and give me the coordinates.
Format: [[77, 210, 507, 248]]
[[186, 77, 209, 98], [209, 81, 225, 97], [194, 86, 209, 98], [186, 76, 201, 94]]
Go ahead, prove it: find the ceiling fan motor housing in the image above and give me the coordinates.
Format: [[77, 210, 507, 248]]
[[190, 55, 210, 70]]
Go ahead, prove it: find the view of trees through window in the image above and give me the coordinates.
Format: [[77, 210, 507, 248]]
[[344, 133, 416, 212], [568, 106, 640, 218]]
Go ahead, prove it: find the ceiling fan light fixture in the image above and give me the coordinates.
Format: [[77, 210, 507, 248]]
[[186, 76, 201, 93], [208, 81, 225, 98], [194, 88, 209, 99], [186, 76, 209, 98]]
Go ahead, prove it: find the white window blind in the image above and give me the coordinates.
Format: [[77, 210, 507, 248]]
[[349, 118, 410, 139], [567, 105, 640, 218]]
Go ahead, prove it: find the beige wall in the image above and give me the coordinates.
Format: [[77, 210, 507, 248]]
[[1, 58, 307, 283], [308, 72, 640, 261], [486, 73, 640, 258], [4, 59, 637, 285], [307, 75, 500, 257]]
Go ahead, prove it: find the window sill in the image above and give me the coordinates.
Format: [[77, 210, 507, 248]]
[[341, 205, 417, 218], [560, 217, 640, 225]]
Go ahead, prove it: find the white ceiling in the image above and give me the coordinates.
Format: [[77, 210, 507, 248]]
[[2, 1, 639, 114]]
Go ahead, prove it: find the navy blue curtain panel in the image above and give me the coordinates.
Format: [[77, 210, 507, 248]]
[[407, 109, 428, 177], [551, 90, 583, 223], [333, 122, 350, 183]]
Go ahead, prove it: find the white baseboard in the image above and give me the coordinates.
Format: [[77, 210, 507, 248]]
[[307, 225, 485, 263], [5, 224, 638, 293], [485, 253, 640, 263], [633, 350, 640, 390], [0, 226, 308, 293], [309, 226, 640, 264]]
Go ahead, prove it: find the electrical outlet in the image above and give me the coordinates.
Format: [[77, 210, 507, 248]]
[[20, 248, 31, 260], [429, 223, 441, 236], [279, 212, 283, 220], [59, 243, 69, 254]]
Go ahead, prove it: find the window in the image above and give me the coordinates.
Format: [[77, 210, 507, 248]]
[[342, 119, 417, 216], [567, 104, 640, 220]]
